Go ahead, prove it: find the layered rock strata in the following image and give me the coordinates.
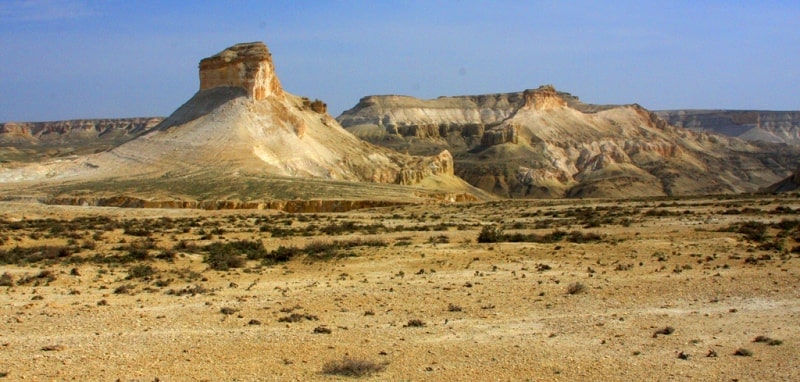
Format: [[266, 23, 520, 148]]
[[339, 87, 800, 198]]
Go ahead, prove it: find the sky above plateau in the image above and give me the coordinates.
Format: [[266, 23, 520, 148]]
[[1, 0, 798, 122]]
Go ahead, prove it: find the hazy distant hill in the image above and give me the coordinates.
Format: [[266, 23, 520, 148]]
[[655, 110, 800, 145]]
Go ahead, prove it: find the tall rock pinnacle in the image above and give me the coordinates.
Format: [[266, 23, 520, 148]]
[[198, 42, 284, 100]]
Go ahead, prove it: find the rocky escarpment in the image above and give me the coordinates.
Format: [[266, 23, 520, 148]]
[[338, 86, 587, 144], [655, 110, 800, 145], [0, 118, 163, 162], [339, 87, 800, 198], [0, 42, 486, 204]]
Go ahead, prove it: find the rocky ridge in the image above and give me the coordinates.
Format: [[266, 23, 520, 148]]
[[338, 87, 800, 198], [0, 118, 163, 162], [0, 42, 486, 208], [655, 110, 800, 145]]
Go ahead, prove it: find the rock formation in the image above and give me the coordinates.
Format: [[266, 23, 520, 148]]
[[338, 87, 800, 198], [198, 42, 283, 101], [0, 42, 486, 207], [0, 118, 163, 162], [655, 110, 800, 145]]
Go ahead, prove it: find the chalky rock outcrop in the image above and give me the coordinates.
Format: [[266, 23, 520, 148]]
[[339, 86, 800, 198], [0, 42, 485, 207]]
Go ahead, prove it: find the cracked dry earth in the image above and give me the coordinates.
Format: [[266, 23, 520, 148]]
[[0, 195, 799, 381]]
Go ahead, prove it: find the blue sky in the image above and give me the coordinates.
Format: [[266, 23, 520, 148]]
[[1, 0, 798, 122]]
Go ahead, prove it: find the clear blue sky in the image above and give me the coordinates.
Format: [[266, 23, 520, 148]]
[[1, 0, 798, 122]]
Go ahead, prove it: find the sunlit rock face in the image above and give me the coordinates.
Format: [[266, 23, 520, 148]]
[[199, 42, 284, 101]]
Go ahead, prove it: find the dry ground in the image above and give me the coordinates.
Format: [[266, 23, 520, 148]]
[[1, 194, 799, 381]]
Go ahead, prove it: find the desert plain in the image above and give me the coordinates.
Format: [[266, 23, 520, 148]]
[[0, 194, 798, 381]]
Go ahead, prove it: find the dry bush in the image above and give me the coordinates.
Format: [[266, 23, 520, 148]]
[[321, 357, 387, 377], [653, 326, 675, 337], [566, 282, 587, 295], [0, 272, 13, 287]]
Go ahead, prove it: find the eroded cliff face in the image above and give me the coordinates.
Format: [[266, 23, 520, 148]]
[[337, 86, 577, 142], [339, 87, 800, 198], [655, 110, 800, 145], [198, 42, 284, 101]]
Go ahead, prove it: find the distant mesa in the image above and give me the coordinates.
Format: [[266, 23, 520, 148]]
[[656, 110, 800, 146]]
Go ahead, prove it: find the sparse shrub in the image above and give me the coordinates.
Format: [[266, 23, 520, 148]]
[[405, 319, 426, 327], [228, 240, 268, 260], [653, 326, 675, 337], [754, 335, 783, 346], [155, 248, 176, 261], [734, 348, 753, 357], [123, 225, 152, 237], [566, 282, 587, 295], [165, 284, 211, 296], [477, 225, 503, 243], [126, 239, 157, 261], [313, 326, 332, 334], [536, 263, 552, 272], [428, 234, 450, 244], [278, 313, 318, 323], [17, 270, 56, 285], [264, 245, 300, 264], [173, 240, 201, 253], [734, 221, 768, 242], [204, 242, 246, 271], [447, 303, 463, 312], [0, 272, 14, 287], [321, 357, 387, 377], [127, 264, 157, 279], [114, 284, 135, 295], [615, 263, 633, 271], [567, 230, 602, 243], [220, 307, 239, 315]]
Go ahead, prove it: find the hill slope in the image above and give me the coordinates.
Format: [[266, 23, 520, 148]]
[[338, 86, 800, 198]]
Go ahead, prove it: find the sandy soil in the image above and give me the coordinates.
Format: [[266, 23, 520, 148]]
[[1, 195, 799, 381]]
